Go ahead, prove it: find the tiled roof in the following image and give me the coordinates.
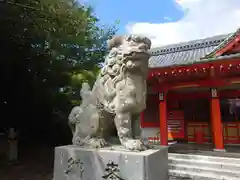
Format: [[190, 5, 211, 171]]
[[149, 34, 231, 68]]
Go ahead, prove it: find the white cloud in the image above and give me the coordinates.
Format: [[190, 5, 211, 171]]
[[163, 17, 172, 21], [126, 0, 240, 47]]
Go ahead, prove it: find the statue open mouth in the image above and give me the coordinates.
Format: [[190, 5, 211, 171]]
[[123, 51, 150, 59]]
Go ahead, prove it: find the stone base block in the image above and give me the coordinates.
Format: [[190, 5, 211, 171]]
[[53, 145, 168, 180]]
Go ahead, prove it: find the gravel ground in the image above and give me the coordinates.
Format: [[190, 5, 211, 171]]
[[0, 145, 53, 180]]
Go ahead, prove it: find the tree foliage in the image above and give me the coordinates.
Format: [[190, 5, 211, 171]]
[[0, 0, 117, 142]]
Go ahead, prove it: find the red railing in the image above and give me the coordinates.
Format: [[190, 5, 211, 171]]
[[187, 122, 211, 144], [223, 122, 240, 144], [187, 122, 240, 144]]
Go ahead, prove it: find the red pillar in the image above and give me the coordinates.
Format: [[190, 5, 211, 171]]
[[159, 92, 168, 146], [210, 88, 225, 151]]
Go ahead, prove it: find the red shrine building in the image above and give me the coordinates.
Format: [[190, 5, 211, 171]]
[[141, 28, 240, 151]]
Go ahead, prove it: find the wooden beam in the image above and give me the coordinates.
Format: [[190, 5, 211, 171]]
[[167, 89, 240, 100], [215, 34, 240, 57], [148, 58, 240, 82], [154, 79, 232, 91]]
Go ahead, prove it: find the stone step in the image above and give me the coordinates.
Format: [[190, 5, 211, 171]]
[[168, 157, 240, 171], [169, 163, 240, 178], [169, 153, 240, 164], [169, 175, 191, 180], [169, 169, 240, 180]]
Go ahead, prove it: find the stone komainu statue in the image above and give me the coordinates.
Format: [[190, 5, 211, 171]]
[[68, 35, 151, 151]]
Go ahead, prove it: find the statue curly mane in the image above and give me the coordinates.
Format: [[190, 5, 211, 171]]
[[92, 35, 151, 114]]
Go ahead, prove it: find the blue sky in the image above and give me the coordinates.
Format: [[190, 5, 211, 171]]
[[87, 0, 184, 34], [82, 0, 240, 47]]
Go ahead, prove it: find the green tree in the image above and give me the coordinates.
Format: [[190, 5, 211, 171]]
[[0, 0, 117, 143]]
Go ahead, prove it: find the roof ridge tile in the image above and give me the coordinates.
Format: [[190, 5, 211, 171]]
[[150, 33, 230, 56]]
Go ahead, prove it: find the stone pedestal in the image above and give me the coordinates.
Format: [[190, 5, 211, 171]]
[[53, 145, 168, 180]]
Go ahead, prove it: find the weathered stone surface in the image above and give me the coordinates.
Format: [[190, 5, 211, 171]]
[[53, 145, 168, 180], [68, 35, 152, 151]]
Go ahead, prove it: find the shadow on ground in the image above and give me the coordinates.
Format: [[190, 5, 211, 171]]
[[0, 145, 54, 180]]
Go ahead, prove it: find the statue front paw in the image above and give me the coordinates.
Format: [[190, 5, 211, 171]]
[[88, 138, 107, 148], [72, 136, 84, 146], [123, 139, 148, 151]]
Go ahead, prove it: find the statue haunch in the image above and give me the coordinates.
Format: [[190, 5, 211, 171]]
[[68, 35, 151, 151]]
